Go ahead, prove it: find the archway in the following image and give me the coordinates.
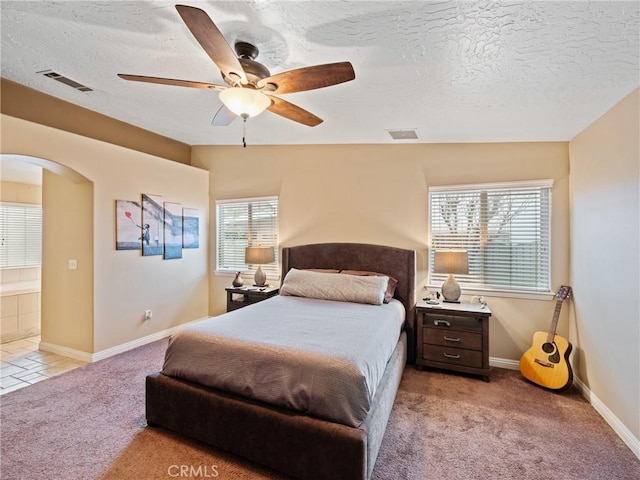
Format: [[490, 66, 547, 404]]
[[1, 154, 93, 360]]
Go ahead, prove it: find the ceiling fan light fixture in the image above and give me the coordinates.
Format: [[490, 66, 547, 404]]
[[219, 87, 271, 118]]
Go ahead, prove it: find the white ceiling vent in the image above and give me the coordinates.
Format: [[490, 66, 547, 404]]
[[37, 69, 93, 92], [387, 129, 418, 140]]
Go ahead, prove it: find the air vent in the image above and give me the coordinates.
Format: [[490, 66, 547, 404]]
[[37, 69, 93, 92], [387, 129, 418, 140]]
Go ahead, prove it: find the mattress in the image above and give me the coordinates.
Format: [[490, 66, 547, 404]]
[[162, 295, 405, 427]]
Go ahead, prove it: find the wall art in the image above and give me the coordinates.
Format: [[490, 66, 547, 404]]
[[141, 193, 164, 256], [115, 200, 142, 250], [182, 207, 199, 249], [163, 202, 183, 259]]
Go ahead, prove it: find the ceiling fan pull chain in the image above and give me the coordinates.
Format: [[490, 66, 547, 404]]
[[242, 116, 247, 148]]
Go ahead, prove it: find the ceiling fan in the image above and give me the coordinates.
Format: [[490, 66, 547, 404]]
[[118, 4, 356, 131]]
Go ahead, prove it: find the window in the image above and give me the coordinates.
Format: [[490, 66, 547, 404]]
[[216, 197, 279, 278], [0, 203, 42, 268], [429, 180, 552, 294]]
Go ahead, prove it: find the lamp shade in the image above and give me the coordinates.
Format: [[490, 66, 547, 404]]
[[219, 88, 271, 118], [245, 246, 275, 265], [433, 250, 469, 275]]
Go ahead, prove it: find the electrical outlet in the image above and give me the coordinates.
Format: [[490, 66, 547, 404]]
[[144, 310, 152, 321]]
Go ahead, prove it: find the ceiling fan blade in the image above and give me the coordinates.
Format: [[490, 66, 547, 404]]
[[257, 62, 355, 94], [211, 105, 237, 126], [118, 74, 225, 91], [266, 96, 323, 127], [175, 5, 247, 85]]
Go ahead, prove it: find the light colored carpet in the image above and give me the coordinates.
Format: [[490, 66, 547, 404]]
[[1, 338, 638, 479]]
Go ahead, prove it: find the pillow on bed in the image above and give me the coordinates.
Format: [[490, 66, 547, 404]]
[[280, 268, 389, 305], [340, 270, 399, 303]]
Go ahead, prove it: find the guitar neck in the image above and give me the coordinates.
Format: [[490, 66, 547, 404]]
[[546, 300, 564, 343]]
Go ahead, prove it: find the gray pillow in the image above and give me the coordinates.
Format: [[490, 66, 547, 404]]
[[280, 268, 388, 305]]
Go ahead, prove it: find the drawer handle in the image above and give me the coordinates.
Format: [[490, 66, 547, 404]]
[[443, 353, 461, 359], [443, 336, 461, 342], [434, 319, 451, 327]]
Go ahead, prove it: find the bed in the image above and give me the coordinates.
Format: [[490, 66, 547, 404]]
[[146, 242, 416, 480]]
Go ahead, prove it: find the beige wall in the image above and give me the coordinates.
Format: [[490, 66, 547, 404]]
[[569, 88, 640, 440], [1, 114, 210, 354], [192, 141, 570, 361], [0, 181, 42, 204], [41, 170, 94, 352]]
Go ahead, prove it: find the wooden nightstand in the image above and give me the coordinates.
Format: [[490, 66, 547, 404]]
[[416, 301, 492, 381], [225, 286, 279, 312]]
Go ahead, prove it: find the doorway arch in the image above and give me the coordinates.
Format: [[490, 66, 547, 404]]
[[1, 153, 94, 360]]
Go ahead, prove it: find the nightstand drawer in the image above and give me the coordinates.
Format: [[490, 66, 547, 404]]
[[225, 286, 279, 312], [424, 327, 482, 351], [423, 314, 482, 332], [422, 344, 483, 368]]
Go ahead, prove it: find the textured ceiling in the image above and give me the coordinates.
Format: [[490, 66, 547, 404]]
[[1, 1, 639, 146]]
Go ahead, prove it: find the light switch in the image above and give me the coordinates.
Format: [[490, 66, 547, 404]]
[[68, 259, 78, 270]]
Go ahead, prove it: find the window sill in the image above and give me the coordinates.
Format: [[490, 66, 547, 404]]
[[426, 285, 555, 301]]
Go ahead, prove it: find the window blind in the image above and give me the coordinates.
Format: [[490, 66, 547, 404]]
[[0, 203, 42, 268], [216, 197, 279, 278], [429, 180, 552, 293]]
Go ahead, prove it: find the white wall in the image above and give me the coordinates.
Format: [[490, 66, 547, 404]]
[[569, 88, 640, 442]]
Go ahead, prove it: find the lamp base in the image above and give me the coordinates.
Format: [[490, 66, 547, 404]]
[[254, 265, 267, 287], [441, 273, 462, 302]]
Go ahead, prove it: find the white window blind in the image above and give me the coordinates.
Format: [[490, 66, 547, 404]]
[[216, 197, 279, 278], [429, 180, 552, 293], [0, 203, 42, 268]]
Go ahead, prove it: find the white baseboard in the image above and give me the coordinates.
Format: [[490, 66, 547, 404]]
[[489, 356, 520, 370], [39, 342, 93, 363], [39, 317, 209, 364], [490, 356, 640, 461], [573, 376, 640, 460]]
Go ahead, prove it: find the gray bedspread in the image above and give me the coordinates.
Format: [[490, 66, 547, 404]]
[[162, 295, 405, 427]]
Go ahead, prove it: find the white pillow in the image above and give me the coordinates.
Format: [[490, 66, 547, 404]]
[[280, 268, 389, 305]]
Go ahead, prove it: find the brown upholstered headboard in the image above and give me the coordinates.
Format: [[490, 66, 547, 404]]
[[281, 243, 417, 364]]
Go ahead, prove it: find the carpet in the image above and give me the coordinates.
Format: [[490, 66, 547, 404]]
[[1, 339, 638, 480]]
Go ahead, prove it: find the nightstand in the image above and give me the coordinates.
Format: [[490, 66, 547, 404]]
[[416, 301, 492, 381], [225, 286, 279, 312]]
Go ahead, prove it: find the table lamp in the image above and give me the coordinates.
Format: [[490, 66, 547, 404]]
[[433, 250, 469, 303], [245, 246, 275, 287]]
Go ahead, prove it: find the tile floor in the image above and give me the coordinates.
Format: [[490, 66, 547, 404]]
[[0, 336, 86, 395]]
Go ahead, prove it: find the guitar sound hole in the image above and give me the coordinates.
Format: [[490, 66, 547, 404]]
[[548, 349, 560, 364], [542, 342, 555, 354]]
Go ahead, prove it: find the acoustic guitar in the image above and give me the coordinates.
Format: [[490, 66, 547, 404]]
[[519, 286, 573, 391]]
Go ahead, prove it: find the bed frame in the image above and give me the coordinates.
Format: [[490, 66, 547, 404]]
[[146, 243, 416, 480]]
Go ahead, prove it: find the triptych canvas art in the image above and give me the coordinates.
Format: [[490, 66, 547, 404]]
[[115, 194, 199, 258]]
